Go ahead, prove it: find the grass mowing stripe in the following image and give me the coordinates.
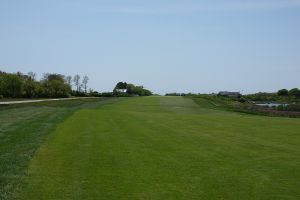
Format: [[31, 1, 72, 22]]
[[0, 98, 119, 200], [15, 97, 300, 200]]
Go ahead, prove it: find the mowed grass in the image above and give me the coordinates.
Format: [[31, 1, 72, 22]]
[[13, 96, 300, 200], [0, 98, 118, 200]]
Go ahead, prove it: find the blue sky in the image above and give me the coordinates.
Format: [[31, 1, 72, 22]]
[[1, 0, 300, 94]]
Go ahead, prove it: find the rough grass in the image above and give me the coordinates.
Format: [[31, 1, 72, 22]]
[[0, 98, 118, 200], [14, 96, 300, 200], [190, 96, 300, 118]]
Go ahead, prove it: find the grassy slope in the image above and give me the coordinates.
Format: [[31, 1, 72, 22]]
[[190, 96, 300, 117], [16, 97, 300, 200], [188, 95, 243, 110], [0, 98, 118, 200]]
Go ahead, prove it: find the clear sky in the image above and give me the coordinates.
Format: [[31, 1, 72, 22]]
[[1, 0, 300, 94]]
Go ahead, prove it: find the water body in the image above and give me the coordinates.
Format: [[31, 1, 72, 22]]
[[256, 102, 289, 107]]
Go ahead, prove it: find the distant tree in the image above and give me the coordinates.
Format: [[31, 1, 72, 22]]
[[0, 73, 23, 98], [28, 72, 36, 81], [44, 73, 65, 82], [244, 92, 278, 101], [114, 82, 152, 96], [166, 93, 182, 96], [134, 86, 144, 96], [0, 71, 93, 99], [34, 83, 44, 97], [277, 89, 289, 96], [73, 74, 81, 92], [141, 89, 152, 96], [101, 92, 114, 97], [113, 82, 128, 94], [23, 79, 36, 98], [289, 88, 300, 98], [0, 73, 4, 96], [82, 75, 89, 94], [126, 84, 135, 95], [42, 73, 71, 97], [66, 76, 72, 88], [21, 72, 38, 98], [115, 82, 127, 89]]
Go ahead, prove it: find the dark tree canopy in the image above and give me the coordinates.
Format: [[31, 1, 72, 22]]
[[0, 73, 23, 98], [289, 88, 300, 98], [41, 74, 71, 98], [115, 82, 128, 89], [277, 89, 289, 96], [113, 82, 152, 96]]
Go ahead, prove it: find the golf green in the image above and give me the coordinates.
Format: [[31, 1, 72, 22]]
[[17, 97, 300, 199]]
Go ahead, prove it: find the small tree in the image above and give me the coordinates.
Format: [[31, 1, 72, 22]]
[[66, 76, 72, 88], [28, 72, 36, 81], [82, 75, 89, 94], [24, 75, 37, 98], [73, 74, 80, 92], [277, 89, 289, 96]]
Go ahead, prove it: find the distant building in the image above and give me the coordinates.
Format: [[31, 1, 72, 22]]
[[116, 89, 127, 93], [218, 91, 241, 98]]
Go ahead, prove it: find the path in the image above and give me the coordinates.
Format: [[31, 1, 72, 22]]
[[0, 97, 100, 105]]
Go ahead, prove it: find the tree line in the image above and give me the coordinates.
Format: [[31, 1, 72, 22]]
[[0, 71, 153, 99], [113, 82, 152, 96], [277, 88, 300, 98], [0, 71, 90, 98], [244, 88, 300, 102]]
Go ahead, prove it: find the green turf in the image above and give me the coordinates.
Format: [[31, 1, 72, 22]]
[[0, 98, 119, 200], [13, 96, 300, 200]]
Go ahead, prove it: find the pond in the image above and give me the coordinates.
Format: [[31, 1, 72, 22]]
[[256, 102, 289, 107]]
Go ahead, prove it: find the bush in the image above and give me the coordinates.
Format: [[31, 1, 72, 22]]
[[101, 92, 114, 97], [238, 97, 246, 103]]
